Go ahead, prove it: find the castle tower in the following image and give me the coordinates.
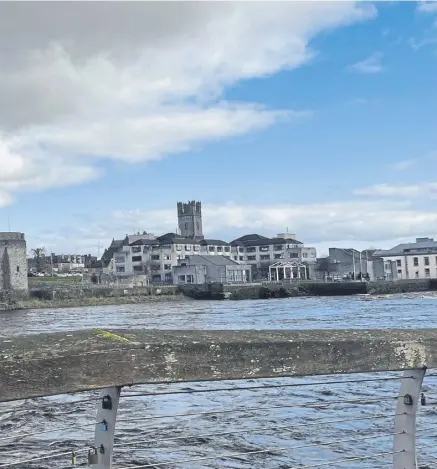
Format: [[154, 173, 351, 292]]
[[177, 201, 204, 240], [0, 232, 28, 295]]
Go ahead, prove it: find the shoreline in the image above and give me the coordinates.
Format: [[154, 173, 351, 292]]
[[0, 294, 187, 311]]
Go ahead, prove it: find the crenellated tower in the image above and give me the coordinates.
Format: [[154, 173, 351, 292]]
[[177, 200, 204, 240]]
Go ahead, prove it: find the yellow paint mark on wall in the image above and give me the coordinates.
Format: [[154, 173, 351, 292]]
[[93, 328, 132, 343]]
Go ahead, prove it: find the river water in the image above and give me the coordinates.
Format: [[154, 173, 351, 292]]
[[1, 293, 437, 468]]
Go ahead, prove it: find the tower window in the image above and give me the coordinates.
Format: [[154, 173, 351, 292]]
[[16, 266, 20, 273]]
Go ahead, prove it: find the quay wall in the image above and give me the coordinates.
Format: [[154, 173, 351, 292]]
[[2, 278, 437, 310]]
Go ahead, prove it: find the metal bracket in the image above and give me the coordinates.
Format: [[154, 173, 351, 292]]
[[93, 386, 121, 468], [393, 368, 426, 469]]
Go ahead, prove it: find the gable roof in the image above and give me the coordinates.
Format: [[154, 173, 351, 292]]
[[231, 234, 302, 247], [200, 238, 229, 246], [374, 238, 437, 257]]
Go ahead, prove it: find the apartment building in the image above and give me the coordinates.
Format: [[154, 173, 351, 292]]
[[112, 232, 231, 283], [230, 233, 316, 279], [373, 237, 437, 280]]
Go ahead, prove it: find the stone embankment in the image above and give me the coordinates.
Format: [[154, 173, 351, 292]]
[[1, 284, 184, 310], [224, 278, 437, 300], [2, 278, 437, 310]]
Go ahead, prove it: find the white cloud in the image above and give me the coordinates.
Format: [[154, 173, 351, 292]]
[[28, 199, 437, 255], [417, 1, 437, 14], [387, 159, 416, 171], [349, 52, 384, 74], [0, 2, 376, 203], [354, 182, 437, 198]]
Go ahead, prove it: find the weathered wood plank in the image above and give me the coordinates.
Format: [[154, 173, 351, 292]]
[[0, 328, 436, 402]]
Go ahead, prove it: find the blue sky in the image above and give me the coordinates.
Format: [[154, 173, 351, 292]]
[[0, 1, 437, 255]]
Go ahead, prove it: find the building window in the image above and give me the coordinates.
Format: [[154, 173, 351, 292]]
[[274, 254, 283, 259], [247, 256, 256, 261], [164, 254, 171, 260], [303, 252, 308, 258], [185, 222, 188, 231], [152, 274, 161, 282], [176, 245, 182, 251], [116, 266, 125, 273], [234, 256, 237, 260], [425, 268, 430, 278], [185, 245, 191, 251], [164, 264, 172, 270], [415, 271, 419, 278], [164, 273, 172, 282], [187, 274, 194, 284], [259, 246, 269, 252], [396, 260, 401, 267], [178, 275, 186, 283], [133, 266, 143, 272], [238, 247, 244, 253], [132, 256, 142, 262], [246, 247, 256, 253], [260, 255, 270, 260], [115, 256, 124, 264], [16, 266, 20, 273], [224, 247, 230, 252], [273, 245, 284, 251], [239, 256, 244, 261], [397, 269, 402, 274], [151, 255, 160, 261], [217, 246, 223, 252], [289, 253, 299, 258], [161, 244, 172, 249], [132, 246, 141, 253], [193, 245, 200, 251], [209, 246, 215, 252], [413, 257, 419, 266], [425, 257, 430, 266]]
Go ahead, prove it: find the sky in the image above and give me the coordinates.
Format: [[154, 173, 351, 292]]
[[0, 1, 437, 257]]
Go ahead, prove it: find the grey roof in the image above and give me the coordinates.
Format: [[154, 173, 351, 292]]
[[101, 239, 123, 264], [200, 238, 230, 246], [231, 234, 302, 247], [374, 238, 437, 257], [129, 239, 157, 246], [157, 233, 197, 245]]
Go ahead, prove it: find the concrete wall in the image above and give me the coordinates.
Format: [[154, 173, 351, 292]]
[[0, 232, 28, 293], [3, 328, 437, 401]]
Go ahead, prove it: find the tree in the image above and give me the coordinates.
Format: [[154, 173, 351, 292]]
[[31, 247, 47, 273]]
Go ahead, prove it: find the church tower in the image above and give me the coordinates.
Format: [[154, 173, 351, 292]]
[[177, 201, 204, 240]]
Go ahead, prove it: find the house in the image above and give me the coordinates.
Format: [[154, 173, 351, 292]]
[[373, 237, 437, 280], [173, 255, 252, 285], [323, 248, 369, 280], [230, 233, 317, 280]]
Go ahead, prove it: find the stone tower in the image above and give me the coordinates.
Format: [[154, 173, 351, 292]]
[[0, 232, 28, 295], [177, 201, 204, 240]]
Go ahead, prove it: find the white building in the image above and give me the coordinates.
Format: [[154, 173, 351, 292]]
[[230, 233, 316, 279], [373, 237, 437, 280], [112, 233, 231, 283]]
